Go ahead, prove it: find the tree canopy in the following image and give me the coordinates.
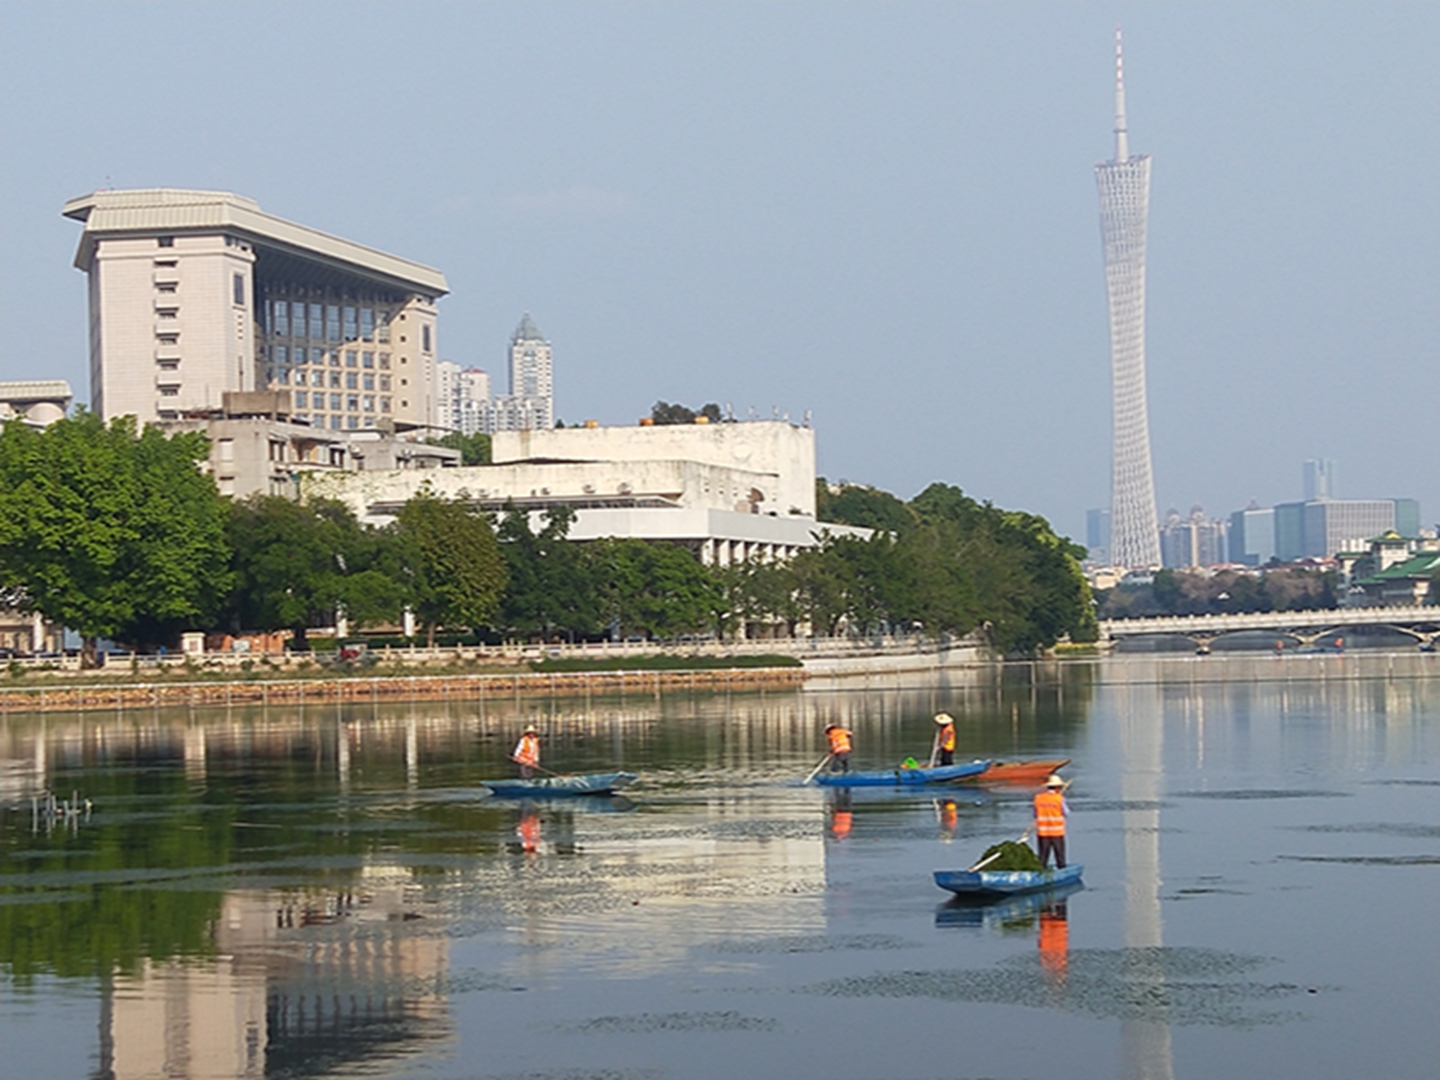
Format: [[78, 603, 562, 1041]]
[[393, 487, 507, 645], [0, 412, 230, 661]]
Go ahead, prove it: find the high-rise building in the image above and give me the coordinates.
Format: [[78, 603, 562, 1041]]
[[488, 313, 554, 432], [1274, 498, 1417, 560], [1095, 30, 1161, 569], [1085, 508, 1112, 565], [1228, 503, 1276, 567], [1159, 505, 1227, 569], [1303, 458, 1338, 500], [436, 361, 491, 435], [62, 189, 447, 433]]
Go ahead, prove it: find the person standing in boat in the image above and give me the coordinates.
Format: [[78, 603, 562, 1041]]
[[1033, 774, 1070, 869], [824, 723, 852, 773], [512, 724, 541, 779], [933, 712, 957, 766]]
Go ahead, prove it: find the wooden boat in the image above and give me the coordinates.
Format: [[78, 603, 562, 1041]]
[[480, 772, 637, 798], [968, 758, 1071, 785], [813, 760, 990, 787], [933, 863, 1083, 896]]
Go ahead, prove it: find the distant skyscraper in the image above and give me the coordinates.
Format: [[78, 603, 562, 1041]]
[[488, 313, 554, 432], [1303, 458, 1337, 500], [1096, 30, 1161, 569]]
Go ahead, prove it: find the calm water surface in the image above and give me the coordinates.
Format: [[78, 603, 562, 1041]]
[[1, 655, 1436, 1080]]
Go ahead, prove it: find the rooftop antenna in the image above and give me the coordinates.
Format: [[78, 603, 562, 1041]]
[[1113, 26, 1130, 162]]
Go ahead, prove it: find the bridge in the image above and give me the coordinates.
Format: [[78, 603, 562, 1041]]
[[1098, 605, 1440, 652]]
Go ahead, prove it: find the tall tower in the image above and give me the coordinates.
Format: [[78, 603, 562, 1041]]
[[1096, 29, 1161, 568]]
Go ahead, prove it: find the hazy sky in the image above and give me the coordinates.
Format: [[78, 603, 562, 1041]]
[[2, 2, 1435, 541]]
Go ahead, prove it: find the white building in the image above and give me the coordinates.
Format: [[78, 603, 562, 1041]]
[[62, 188, 448, 434], [0, 380, 72, 428], [436, 361, 492, 435], [305, 419, 866, 564]]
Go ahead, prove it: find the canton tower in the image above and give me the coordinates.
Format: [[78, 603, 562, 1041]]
[[1096, 28, 1161, 568]]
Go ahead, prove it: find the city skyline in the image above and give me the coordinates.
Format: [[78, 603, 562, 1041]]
[[1, 4, 1435, 539]]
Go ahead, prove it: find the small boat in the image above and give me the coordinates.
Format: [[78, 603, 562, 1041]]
[[813, 760, 990, 787], [933, 863, 1083, 896], [968, 758, 1071, 785], [480, 772, 637, 798]]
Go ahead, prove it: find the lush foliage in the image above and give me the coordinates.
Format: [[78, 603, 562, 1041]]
[[651, 400, 722, 425], [1098, 566, 1338, 618], [427, 429, 492, 465], [0, 412, 230, 661], [223, 495, 403, 648], [0, 413, 1093, 654], [394, 487, 508, 645]]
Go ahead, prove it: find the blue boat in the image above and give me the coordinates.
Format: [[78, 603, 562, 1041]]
[[812, 760, 990, 787], [481, 771, 637, 798], [933, 863, 1084, 896]]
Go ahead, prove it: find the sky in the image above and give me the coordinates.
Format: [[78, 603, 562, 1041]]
[[1, 2, 1435, 542]]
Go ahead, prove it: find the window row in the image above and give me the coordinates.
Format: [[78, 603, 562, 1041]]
[[292, 391, 391, 414], [268, 346, 389, 369], [267, 300, 390, 343], [295, 414, 382, 431], [267, 367, 391, 391]]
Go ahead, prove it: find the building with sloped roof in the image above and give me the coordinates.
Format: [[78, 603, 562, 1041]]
[[63, 188, 447, 434]]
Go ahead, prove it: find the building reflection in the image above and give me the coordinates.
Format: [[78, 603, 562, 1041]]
[[1120, 688, 1174, 1080], [101, 885, 449, 1080]]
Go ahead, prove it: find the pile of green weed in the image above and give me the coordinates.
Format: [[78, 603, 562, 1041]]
[[976, 840, 1044, 872]]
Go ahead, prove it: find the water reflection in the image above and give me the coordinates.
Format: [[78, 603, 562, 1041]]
[[102, 888, 448, 1080], [0, 656, 1435, 1079]]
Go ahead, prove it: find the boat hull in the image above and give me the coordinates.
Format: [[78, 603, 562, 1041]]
[[813, 760, 990, 787], [481, 771, 637, 797], [934, 863, 1084, 896], [970, 758, 1071, 784]]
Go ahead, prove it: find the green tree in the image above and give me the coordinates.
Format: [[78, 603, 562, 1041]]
[[0, 412, 230, 663], [224, 495, 399, 648], [427, 430, 492, 465], [651, 401, 722, 425], [497, 505, 601, 640], [815, 479, 917, 533], [594, 539, 719, 639], [395, 487, 507, 645]]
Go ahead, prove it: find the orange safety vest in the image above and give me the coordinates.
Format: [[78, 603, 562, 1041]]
[[830, 809, 853, 839], [827, 727, 852, 755], [938, 722, 956, 753], [514, 733, 540, 768], [1034, 789, 1066, 837]]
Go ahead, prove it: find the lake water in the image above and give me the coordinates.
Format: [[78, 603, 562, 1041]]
[[1, 654, 1436, 1080]]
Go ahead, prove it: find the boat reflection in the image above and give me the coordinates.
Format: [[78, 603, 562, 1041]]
[[933, 880, 1084, 930]]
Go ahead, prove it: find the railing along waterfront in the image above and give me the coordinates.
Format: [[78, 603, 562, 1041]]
[[0, 666, 809, 716], [1, 631, 984, 674]]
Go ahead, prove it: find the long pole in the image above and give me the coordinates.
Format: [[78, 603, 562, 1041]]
[[803, 754, 832, 784]]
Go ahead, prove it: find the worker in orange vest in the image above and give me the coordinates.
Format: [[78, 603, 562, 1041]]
[[512, 724, 541, 779], [824, 723, 853, 773], [1033, 774, 1070, 868], [933, 712, 957, 766]]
